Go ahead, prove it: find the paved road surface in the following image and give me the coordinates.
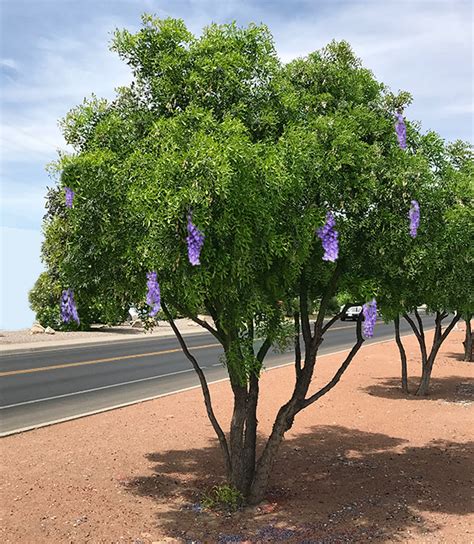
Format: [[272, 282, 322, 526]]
[[0, 317, 429, 435]]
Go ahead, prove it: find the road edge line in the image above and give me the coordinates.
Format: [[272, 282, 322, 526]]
[[0, 330, 428, 438]]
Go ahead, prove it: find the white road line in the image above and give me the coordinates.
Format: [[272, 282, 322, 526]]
[[0, 329, 423, 411], [0, 366, 208, 409], [0, 329, 432, 437], [0, 321, 356, 358]]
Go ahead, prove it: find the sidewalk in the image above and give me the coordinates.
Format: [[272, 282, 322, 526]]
[[0, 318, 209, 355]]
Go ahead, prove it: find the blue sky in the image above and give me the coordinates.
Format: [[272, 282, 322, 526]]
[[1, 0, 472, 330]]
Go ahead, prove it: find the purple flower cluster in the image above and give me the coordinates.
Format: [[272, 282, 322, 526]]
[[60, 288, 80, 324], [317, 212, 339, 262], [409, 200, 420, 238], [187, 212, 205, 266], [65, 187, 75, 208], [362, 299, 377, 338], [146, 271, 161, 316], [395, 113, 407, 149]]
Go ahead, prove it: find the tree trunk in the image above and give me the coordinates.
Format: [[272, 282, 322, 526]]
[[414, 312, 460, 396], [394, 314, 408, 393], [166, 268, 366, 505], [248, 399, 299, 504], [249, 309, 364, 504], [463, 316, 473, 362], [415, 358, 433, 396], [228, 384, 252, 493], [247, 333, 320, 504]]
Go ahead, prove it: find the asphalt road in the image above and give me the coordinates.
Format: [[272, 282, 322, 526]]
[[0, 317, 429, 435]]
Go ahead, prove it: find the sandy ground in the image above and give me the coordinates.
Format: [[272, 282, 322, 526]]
[[0, 319, 207, 352], [1, 330, 473, 544]]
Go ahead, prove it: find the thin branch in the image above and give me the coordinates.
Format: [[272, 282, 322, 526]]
[[440, 312, 460, 344], [161, 302, 231, 474], [257, 337, 272, 363], [403, 312, 422, 343], [394, 314, 409, 393], [414, 308, 425, 341], [312, 262, 342, 344], [188, 314, 223, 343], [302, 314, 364, 409], [434, 311, 443, 342], [299, 275, 312, 346], [321, 309, 344, 335], [294, 312, 302, 377], [170, 299, 224, 343]]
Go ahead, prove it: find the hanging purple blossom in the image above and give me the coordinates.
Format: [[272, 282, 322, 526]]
[[65, 187, 75, 208], [409, 200, 420, 238], [60, 288, 80, 324], [362, 299, 377, 338], [395, 113, 407, 149], [146, 271, 161, 316], [317, 212, 339, 262], [186, 212, 205, 266]]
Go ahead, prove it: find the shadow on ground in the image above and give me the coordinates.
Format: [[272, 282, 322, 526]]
[[444, 351, 473, 362], [124, 425, 473, 543], [362, 376, 474, 403]]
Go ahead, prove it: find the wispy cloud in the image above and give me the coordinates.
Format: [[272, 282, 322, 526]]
[[1, 21, 132, 162], [0, 0, 472, 329], [0, 58, 19, 70]]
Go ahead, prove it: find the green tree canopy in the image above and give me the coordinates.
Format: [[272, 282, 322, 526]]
[[31, 15, 468, 502]]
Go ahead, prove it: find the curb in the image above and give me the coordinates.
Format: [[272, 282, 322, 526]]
[[0, 329, 431, 438], [0, 327, 210, 356]]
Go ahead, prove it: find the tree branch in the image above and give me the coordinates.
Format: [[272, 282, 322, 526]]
[[257, 337, 272, 364], [394, 314, 409, 393], [312, 262, 342, 344], [321, 308, 344, 335], [414, 308, 425, 341], [169, 299, 224, 343], [403, 312, 422, 343], [299, 275, 312, 346], [404, 311, 428, 367], [188, 314, 223, 343], [440, 312, 460, 344], [161, 302, 231, 474], [434, 311, 443, 342], [302, 314, 364, 409], [294, 312, 302, 377]]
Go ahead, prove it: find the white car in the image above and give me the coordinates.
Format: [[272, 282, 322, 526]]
[[340, 304, 363, 321]]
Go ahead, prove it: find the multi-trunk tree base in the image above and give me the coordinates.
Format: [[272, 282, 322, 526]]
[[399, 310, 461, 396]]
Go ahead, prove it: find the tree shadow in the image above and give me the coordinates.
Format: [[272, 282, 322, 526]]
[[444, 351, 470, 362], [123, 425, 473, 543], [363, 376, 474, 403]]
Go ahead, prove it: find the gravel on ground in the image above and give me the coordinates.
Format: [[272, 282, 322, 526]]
[[1, 330, 473, 543]]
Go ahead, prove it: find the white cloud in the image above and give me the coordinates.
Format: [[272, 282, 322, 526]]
[[269, 0, 472, 140], [440, 102, 474, 115], [0, 58, 19, 70], [1, 19, 132, 162], [1, 119, 68, 160]]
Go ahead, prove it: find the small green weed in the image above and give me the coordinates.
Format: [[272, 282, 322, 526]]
[[202, 484, 245, 512]]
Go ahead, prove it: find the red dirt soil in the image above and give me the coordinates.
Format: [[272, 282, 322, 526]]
[[1, 330, 473, 543]]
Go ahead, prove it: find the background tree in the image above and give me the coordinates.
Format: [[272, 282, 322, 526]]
[[33, 16, 452, 502], [376, 135, 473, 394]]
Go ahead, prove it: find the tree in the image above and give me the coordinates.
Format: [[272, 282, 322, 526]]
[[37, 16, 439, 502], [377, 136, 473, 395], [29, 184, 130, 329]]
